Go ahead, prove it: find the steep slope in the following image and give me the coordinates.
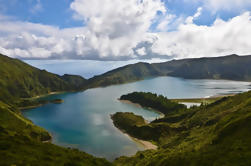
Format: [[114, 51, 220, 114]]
[[113, 91, 251, 166], [86, 54, 251, 88], [0, 54, 87, 105]]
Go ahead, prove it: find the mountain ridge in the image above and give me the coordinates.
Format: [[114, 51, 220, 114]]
[[86, 54, 251, 88]]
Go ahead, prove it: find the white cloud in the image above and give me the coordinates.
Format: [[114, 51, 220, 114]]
[[186, 7, 203, 24], [151, 12, 251, 59], [205, 0, 251, 11], [156, 14, 176, 31], [0, 1, 251, 61], [70, 0, 165, 58], [136, 47, 147, 56], [189, 0, 251, 12], [0, 0, 166, 60]]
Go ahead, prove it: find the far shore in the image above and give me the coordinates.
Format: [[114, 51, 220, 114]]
[[171, 93, 236, 105]]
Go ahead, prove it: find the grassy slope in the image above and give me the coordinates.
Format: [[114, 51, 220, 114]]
[[0, 54, 87, 105], [155, 54, 251, 81], [87, 62, 162, 88], [114, 91, 251, 166], [86, 54, 251, 88]]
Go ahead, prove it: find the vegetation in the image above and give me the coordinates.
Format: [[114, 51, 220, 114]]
[[87, 62, 162, 88], [1, 53, 251, 165], [170, 96, 227, 105], [0, 54, 87, 106], [111, 112, 147, 139], [113, 91, 251, 166], [120, 92, 187, 115], [0, 54, 112, 165], [86, 54, 251, 88], [155, 54, 251, 81]]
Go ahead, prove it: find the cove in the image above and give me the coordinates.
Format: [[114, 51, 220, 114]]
[[23, 76, 251, 160]]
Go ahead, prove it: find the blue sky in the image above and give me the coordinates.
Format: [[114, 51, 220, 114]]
[[0, 0, 246, 28], [0, 0, 251, 60], [0, 0, 82, 28]]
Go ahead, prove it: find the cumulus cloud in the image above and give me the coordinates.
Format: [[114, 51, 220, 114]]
[[151, 12, 251, 59], [0, 0, 251, 60], [70, 0, 165, 58]]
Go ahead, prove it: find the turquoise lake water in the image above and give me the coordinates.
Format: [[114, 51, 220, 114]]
[[23, 76, 251, 160]]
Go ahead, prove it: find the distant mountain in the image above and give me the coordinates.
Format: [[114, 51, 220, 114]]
[[87, 54, 251, 88], [0, 54, 87, 104], [87, 62, 162, 88], [153, 54, 251, 80]]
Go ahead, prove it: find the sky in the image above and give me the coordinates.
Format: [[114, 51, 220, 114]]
[[1, 0, 251, 61]]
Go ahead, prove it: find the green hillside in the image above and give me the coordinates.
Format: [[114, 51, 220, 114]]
[[113, 91, 251, 166], [0, 54, 87, 105], [87, 62, 162, 88], [154, 54, 251, 80], [87, 54, 251, 88]]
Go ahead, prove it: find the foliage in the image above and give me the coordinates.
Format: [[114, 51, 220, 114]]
[[0, 54, 86, 105], [87, 62, 162, 88], [120, 92, 187, 115], [113, 91, 251, 166]]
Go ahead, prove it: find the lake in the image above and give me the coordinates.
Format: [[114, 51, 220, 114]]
[[23, 76, 251, 160]]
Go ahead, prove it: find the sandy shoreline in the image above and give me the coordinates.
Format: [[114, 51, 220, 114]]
[[119, 130, 158, 150], [31, 91, 67, 99], [129, 135, 158, 150]]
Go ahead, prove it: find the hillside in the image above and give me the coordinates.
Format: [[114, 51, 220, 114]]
[[86, 62, 162, 88], [0, 54, 87, 105], [153, 54, 251, 80], [87, 54, 251, 88], [113, 91, 251, 166]]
